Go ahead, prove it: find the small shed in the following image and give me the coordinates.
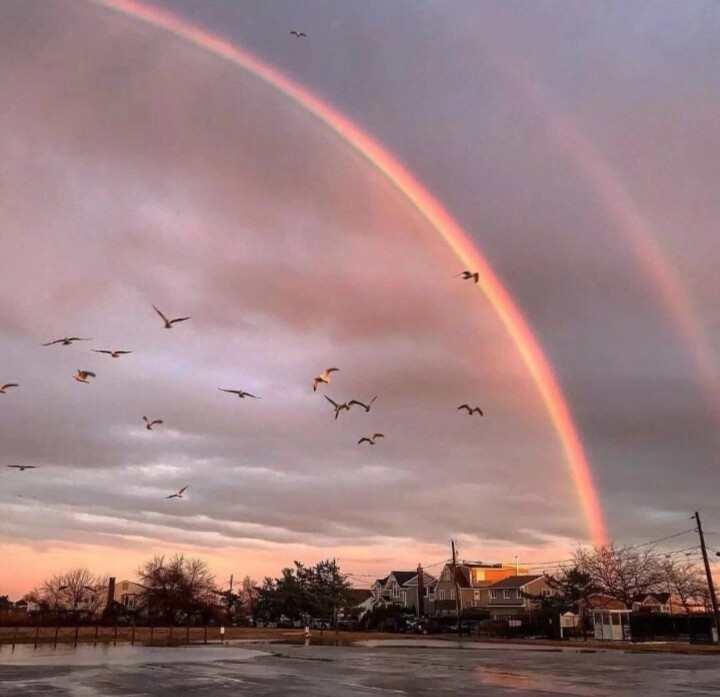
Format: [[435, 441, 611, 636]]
[[592, 609, 631, 641]]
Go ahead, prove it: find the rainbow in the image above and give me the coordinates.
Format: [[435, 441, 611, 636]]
[[491, 48, 720, 413], [83, 0, 607, 544]]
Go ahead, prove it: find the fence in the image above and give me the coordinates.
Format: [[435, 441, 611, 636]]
[[0, 623, 227, 649]]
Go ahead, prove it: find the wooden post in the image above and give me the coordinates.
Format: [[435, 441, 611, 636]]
[[149, 625, 154, 646], [53, 624, 59, 648], [113, 623, 118, 646], [94, 623, 99, 645], [34, 624, 40, 649], [74, 625, 79, 647], [204, 625, 208, 644], [12, 625, 18, 650], [131, 623, 135, 646]]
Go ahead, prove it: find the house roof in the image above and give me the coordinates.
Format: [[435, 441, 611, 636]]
[[635, 592, 671, 604], [348, 589, 373, 605], [389, 571, 418, 588], [373, 576, 389, 587], [488, 575, 542, 590]]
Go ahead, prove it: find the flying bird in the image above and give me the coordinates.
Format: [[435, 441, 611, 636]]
[[92, 349, 132, 358], [166, 485, 189, 499], [7, 465, 38, 471], [143, 416, 163, 430], [219, 388, 260, 399], [324, 395, 350, 420], [0, 383, 19, 394], [313, 367, 338, 392], [349, 396, 378, 413], [153, 305, 191, 329], [458, 404, 483, 416], [43, 337, 91, 346], [73, 370, 96, 384], [290, 30, 307, 37], [456, 271, 480, 284], [358, 433, 384, 445]]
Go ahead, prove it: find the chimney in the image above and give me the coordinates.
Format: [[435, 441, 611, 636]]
[[417, 564, 424, 618], [106, 577, 116, 608]]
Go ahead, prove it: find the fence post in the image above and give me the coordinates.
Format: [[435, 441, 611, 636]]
[[94, 622, 99, 645], [113, 623, 118, 646], [204, 625, 207, 645], [34, 624, 40, 649], [74, 625, 79, 647], [53, 624, 59, 648], [131, 623, 135, 646], [12, 625, 18, 650]]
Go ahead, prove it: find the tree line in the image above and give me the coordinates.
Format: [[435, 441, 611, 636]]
[[21, 555, 355, 626]]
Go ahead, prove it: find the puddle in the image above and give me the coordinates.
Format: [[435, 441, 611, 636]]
[[0, 642, 269, 666]]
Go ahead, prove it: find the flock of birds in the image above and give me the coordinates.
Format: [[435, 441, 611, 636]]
[[2, 26, 488, 504], [4, 272, 485, 500]]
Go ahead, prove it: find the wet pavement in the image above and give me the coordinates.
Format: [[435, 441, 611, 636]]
[[0, 640, 718, 695]]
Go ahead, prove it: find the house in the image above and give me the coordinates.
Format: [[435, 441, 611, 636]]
[[631, 592, 687, 615], [384, 571, 422, 610], [487, 575, 555, 618], [368, 568, 438, 615], [370, 576, 390, 606], [347, 588, 374, 618], [435, 562, 528, 616], [402, 569, 438, 616], [112, 579, 146, 612]]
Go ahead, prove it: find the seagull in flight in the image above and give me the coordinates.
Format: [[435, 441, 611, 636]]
[[143, 416, 163, 430], [358, 433, 384, 445], [7, 465, 38, 471], [219, 388, 260, 399], [73, 370, 96, 384], [153, 305, 191, 329], [43, 337, 91, 346], [313, 368, 338, 392], [456, 271, 480, 284], [290, 30, 307, 38], [166, 485, 189, 499], [348, 396, 377, 413], [324, 395, 350, 420], [93, 349, 132, 358], [458, 404, 483, 416], [0, 383, 19, 394]]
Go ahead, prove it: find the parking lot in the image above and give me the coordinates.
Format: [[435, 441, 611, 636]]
[[1, 640, 719, 696]]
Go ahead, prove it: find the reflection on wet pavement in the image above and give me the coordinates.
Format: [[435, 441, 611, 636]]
[[1, 642, 719, 696]]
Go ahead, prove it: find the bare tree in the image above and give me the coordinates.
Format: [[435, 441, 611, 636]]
[[138, 555, 217, 624], [661, 557, 710, 614], [240, 576, 260, 624], [574, 544, 664, 608], [39, 568, 108, 614]]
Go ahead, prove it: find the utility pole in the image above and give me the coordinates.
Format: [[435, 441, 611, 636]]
[[451, 540, 462, 637], [693, 511, 720, 642]]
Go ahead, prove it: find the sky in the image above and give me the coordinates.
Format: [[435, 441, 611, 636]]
[[1, 0, 719, 599]]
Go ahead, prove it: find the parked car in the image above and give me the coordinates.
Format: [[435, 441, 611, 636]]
[[413, 619, 444, 635], [445, 619, 480, 635]]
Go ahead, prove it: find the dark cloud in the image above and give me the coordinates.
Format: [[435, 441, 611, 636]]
[[1, 0, 719, 596]]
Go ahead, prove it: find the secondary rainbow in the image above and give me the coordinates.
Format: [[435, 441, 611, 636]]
[[84, 0, 608, 544]]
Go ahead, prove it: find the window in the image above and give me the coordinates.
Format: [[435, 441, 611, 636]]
[[541, 589, 552, 597], [515, 590, 522, 599], [438, 589, 446, 601], [122, 582, 128, 591], [423, 587, 429, 598], [392, 585, 399, 598], [490, 590, 497, 599], [473, 590, 479, 599], [503, 590, 511, 599], [450, 590, 455, 600], [443, 570, 451, 581]]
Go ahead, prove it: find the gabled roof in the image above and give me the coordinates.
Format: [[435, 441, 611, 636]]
[[402, 572, 438, 587], [373, 576, 389, 587], [634, 592, 671, 604], [388, 571, 418, 588], [488, 575, 542, 590], [348, 589, 373, 605]]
